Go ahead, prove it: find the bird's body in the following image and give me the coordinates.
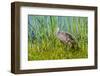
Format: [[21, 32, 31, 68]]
[[56, 27, 77, 48]]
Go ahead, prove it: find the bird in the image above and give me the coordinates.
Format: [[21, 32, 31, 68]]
[[56, 27, 77, 48]]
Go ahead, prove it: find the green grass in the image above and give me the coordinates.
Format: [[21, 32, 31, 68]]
[[28, 15, 88, 61]]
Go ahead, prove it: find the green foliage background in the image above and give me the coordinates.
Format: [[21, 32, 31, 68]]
[[28, 15, 88, 60]]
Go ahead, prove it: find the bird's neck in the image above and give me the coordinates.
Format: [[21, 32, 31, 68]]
[[55, 27, 60, 35], [56, 30, 60, 35]]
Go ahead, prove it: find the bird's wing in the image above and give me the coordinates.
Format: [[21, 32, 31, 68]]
[[65, 32, 75, 41]]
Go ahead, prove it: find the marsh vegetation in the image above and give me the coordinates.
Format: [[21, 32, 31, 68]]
[[28, 15, 88, 60]]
